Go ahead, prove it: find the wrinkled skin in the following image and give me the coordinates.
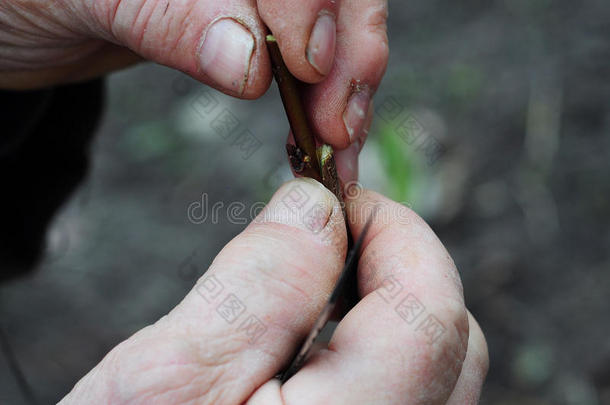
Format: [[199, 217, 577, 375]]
[[2, 1, 488, 402], [1, 0, 390, 181], [59, 179, 488, 404]]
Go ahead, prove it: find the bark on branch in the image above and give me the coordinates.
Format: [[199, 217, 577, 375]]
[[266, 34, 357, 306]]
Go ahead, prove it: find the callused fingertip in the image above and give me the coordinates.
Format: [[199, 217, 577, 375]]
[[307, 11, 337, 76], [260, 178, 338, 234], [198, 18, 254, 96]]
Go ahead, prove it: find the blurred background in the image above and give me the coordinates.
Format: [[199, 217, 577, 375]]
[[1, 0, 609, 403]]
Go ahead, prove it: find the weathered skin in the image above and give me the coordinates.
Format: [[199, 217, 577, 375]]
[[58, 179, 488, 404], [2, 1, 488, 401], [0, 0, 388, 181]]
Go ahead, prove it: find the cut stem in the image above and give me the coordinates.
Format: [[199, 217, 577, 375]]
[[266, 35, 321, 182]]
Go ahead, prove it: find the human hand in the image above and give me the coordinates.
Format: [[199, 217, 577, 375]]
[[1, 0, 387, 180], [60, 179, 488, 404]]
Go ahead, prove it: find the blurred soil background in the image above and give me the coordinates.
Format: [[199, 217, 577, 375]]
[[1, 0, 609, 403]]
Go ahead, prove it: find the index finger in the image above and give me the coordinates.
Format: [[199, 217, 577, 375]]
[[281, 188, 470, 404], [305, 0, 389, 149]]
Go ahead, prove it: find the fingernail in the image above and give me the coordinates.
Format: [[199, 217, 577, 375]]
[[199, 19, 254, 95], [343, 90, 371, 143], [335, 140, 361, 184], [307, 12, 336, 76], [260, 178, 335, 233]]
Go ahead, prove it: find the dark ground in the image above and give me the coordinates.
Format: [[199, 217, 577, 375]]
[[1, 0, 609, 404]]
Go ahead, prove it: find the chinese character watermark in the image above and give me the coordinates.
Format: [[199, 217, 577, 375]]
[[375, 96, 446, 166], [173, 75, 262, 160], [194, 274, 268, 344], [377, 273, 447, 345]]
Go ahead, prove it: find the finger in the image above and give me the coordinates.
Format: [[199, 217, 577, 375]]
[[334, 101, 373, 184], [85, 0, 272, 98], [285, 102, 371, 185], [281, 189, 469, 404], [257, 0, 339, 81], [246, 379, 282, 405], [446, 312, 489, 405], [62, 178, 348, 404], [159, 178, 348, 402], [305, 0, 389, 149]]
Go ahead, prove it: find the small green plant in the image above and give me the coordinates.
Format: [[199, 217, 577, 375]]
[[377, 121, 429, 205]]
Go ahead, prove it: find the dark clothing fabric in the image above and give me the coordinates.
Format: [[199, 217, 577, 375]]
[[0, 79, 104, 282]]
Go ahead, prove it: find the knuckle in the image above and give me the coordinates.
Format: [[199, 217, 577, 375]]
[[428, 299, 468, 363], [219, 223, 344, 306], [102, 0, 187, 57], [413, 299, 469, 391], [103, 0, 151, 45], [239, 243, 314, 303], [101, 326, 238, 404]]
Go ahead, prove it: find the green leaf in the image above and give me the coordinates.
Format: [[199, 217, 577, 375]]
[[377, 123, 415, 203]]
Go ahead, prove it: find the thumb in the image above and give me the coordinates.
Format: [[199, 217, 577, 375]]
[[61, 178, 347, 404], [86, 0, 272, 98]]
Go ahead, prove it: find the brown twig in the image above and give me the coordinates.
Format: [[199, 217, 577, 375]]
[[266, 35, 321, 182], [266, 34, 348, 206], [266, 34, 350, 227], [265, 34, 357, 306]]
